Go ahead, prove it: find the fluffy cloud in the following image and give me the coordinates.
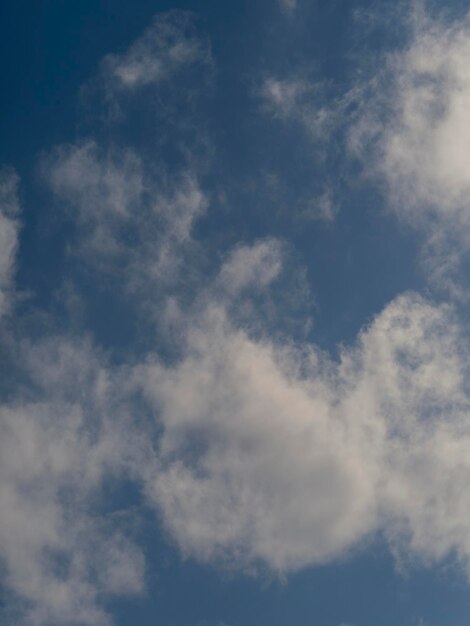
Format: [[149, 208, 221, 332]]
[[0, 169, 20, 318], [349, 5, 470, 291], [135, 243, 470, 575], [217, 239, 283, 296], [6, 5, 470, 625], [0, 177, 147, 625], [5, 233, 470, 620], [0, 336, 148, 625], [376, 11, 470, 220]]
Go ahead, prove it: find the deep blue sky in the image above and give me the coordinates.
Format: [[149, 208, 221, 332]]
[[1, 0, 424, 350]]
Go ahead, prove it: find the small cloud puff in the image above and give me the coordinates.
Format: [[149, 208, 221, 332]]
[[278, 0, 298, 15], [102, 11, 210, 91]]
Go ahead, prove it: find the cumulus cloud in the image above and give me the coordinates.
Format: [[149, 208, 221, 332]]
[[7, 4, 470, 625], [132, 243, 470, 576], [0, 169, 20, 318], [350, 4, 470, 292], [6, 230, 470, 619], [1, 16, 208, 614], [0, 337, 148, 625], [379, 11, 470, 218]]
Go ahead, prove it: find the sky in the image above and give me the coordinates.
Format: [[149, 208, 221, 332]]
[[3, 1, 470, 625]]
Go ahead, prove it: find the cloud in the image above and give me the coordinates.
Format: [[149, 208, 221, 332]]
[[133, 242, 470, 576], [217, 239, 283, 296], [0, 337, 147, 625], [1, 21, 209, 619], [44, 141, 144, 256], [42, 140, 207, 286], [7, 5, 470, 624], [0, 169, 20, 318], [101, 11, 210, 91], [278, 0, 298, 15], [42, 10, 211, 295], [261, 77, 336, 142], [349, 4, 470, 292], [6, 230, 470, 617]]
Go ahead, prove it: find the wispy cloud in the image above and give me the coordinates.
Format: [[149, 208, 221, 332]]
[[350, 3, 470, 293], [5, 4, 470, 625], [260, 77, 337, 143], [0, 333, 147, 625], [42, 140, 206, 288], [0, 169, 20, 319], [102, 11, 211, 91], [278, 0, 298, 16]]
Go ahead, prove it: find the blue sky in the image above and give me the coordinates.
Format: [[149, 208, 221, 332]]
[[2, 1, 470, 625]]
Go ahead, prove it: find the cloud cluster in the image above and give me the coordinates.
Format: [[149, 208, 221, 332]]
[[5, 4, 470, 626], [43, 140, 206, 285], [140, 259, 470, 573], [371, 10, 470, 220], [0, 12, 209, 624], [350, 4, 470, 292], [263, 4, 470, 290], [0, 329, 148, 625]]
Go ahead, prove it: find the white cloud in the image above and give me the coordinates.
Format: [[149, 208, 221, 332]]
[[0, 337, 147, 625], [349, 5, 470, 292], [133, 242, 470, 576], [0, 169, 20, 319], [43, 140, 206, 285], [102, 11, 210, 91], [5, 231, 469, 618], [261, 77, 335, 142], [382, 13, 470, 219], [217, 239, 283, 296], [44, 141, 144, 256], [7, 5, 470, 622], [143, 317, 378, 571]]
